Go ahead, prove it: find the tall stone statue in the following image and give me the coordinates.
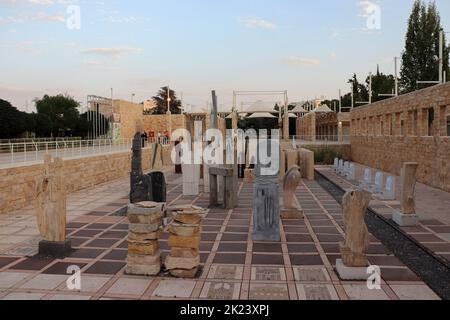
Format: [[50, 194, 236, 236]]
[[130, 132, 152, 203], [339, 189, 372, 267], [130, 132, 167, 203], [393, 162, 419, 226], [281, 166, 304, 219], [35, 155, 71, 256], [253, 139, 280, 242]]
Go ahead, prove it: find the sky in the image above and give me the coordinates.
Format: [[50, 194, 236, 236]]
[[1, 0, 450, 112]]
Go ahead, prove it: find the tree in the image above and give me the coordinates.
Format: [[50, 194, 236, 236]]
[[32, 113, 53, 137], [368, 67, 396, 102], [401, 0, 450, 93], [0, 99, 26, 138], [35, 94, 81, 137], [152, 86, 182, 114], [348, 73, 369, 107]]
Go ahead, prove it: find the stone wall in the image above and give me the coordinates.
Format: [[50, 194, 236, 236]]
[[142, 114, 187, 137], [350, 82, 450, 192], [0, 145, 175, 215], [116, 100, 144, 141]]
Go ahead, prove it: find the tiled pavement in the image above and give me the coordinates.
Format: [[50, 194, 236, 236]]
[[316, 166, 450, 265], [0, 170, 441, 300]]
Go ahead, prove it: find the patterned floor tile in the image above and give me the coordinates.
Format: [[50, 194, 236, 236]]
[[293, 267, 331, 282], [251, 267, 286, 281], [249, 283, 289, 300], [208, 265, 244, 280], [200, 282, 241, 299], [296, 284, 339, 300]]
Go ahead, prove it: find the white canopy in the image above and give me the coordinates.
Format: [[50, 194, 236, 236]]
[[247, 112, 278, 119], [245, 100, 277, 113], [290, 105, 308, 113], [288, 113, 298, 118], [313, 104, 333, 113]]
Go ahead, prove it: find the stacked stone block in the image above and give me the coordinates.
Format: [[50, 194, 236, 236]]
[[126, 202, 164, 276], [165, 205, 206, 278]]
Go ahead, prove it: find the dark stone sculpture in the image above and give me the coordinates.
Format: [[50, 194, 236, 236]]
[[130, 133, 167, 203]]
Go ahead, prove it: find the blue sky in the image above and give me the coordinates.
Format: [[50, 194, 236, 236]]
[[1, 0, 450, 112]]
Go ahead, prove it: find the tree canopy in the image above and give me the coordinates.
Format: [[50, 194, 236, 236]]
[[35, 94, 81, 137], [0, 99, 26, 138], [151, 86, 182, 115], [401, 0, 450, 92], [0, 95, 102, 139]]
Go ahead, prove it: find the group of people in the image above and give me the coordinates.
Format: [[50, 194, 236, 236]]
[[140, 130, 171, 147]]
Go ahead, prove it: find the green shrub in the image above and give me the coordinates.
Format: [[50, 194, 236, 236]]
[[313, 148, 338, 165]]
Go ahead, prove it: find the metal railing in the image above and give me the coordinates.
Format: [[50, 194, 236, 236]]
[[0, 139, 134, 167], [292, 135, 351, 145], [148, 136, 171, 145], [0, 137, 82, 144]]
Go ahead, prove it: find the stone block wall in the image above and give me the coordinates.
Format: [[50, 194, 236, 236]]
[[350, 82, 450, 192], [115, 100, 144, 141], [0, 148, 160, 215], [142, 114, 187, 137]]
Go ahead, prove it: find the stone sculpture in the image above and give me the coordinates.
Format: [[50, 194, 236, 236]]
[[372, 172, 384, 194], [35, 155, 71, 257], [253, 140, 280, 242], [336, 189, 372, 280], [347, 163, 356, 181], [281, 166, 304, 219], [126, 202, 164, 276], [379, 176, 396, 200], [339, 189, 372, 267], [333, 158, 339, 172], [130, 132, 152, 203], [130, 133, 167, 203], [393, 162, 419, 226], [209, 166, 235, 209], [360, 168, 372, 190], [165, 205, 206, 278]]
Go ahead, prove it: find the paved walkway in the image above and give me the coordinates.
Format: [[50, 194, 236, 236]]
[[0, 170, 440, 300], [316, 165, 450, 265]]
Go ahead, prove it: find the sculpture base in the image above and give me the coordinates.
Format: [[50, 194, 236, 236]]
[[253, 230, 281, 242], [392, 212, 419, 227], [38, 240, 72, 258], [281, 208, 304, 220], [336, 259, 368, 281]]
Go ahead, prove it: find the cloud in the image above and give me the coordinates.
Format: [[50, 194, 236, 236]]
[[238, 16, 277, 29], [282, 56, 321, 67], [82, 47, 142, 57], [33, 12, 65, 22], [0, 12, 65, 25]]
